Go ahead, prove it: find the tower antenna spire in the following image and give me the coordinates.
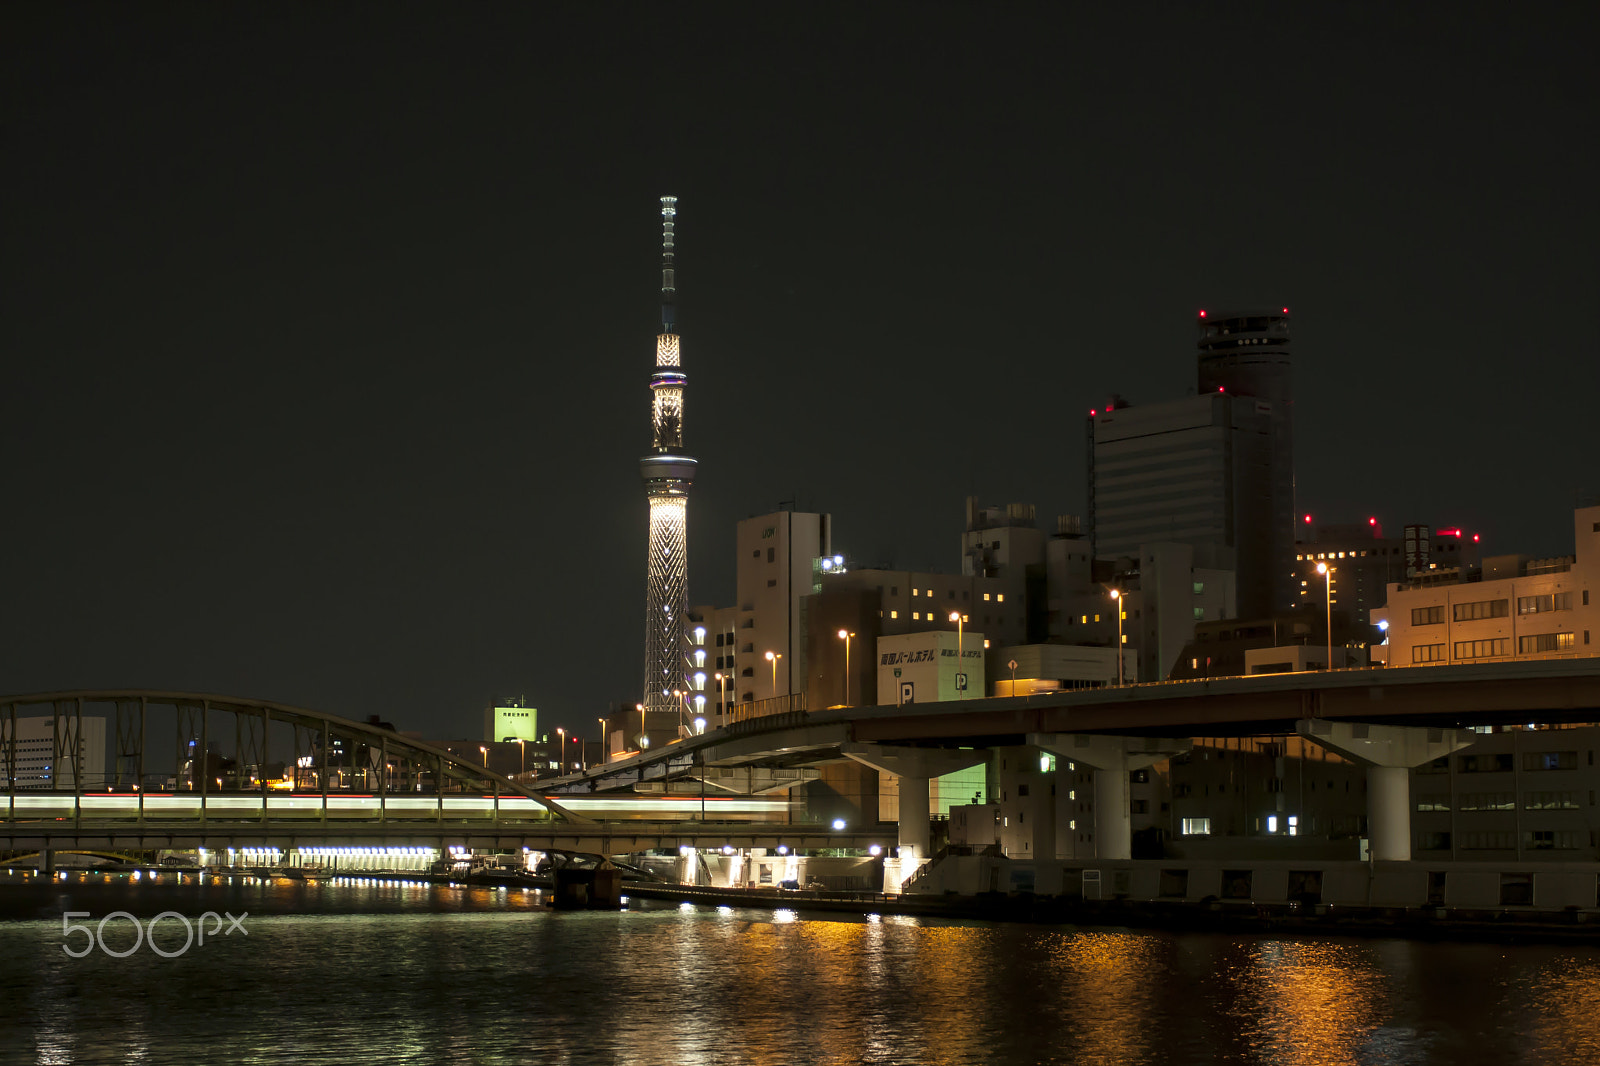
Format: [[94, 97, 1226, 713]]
[[660, 195, 676, 334], [639, 196, 697, 744]]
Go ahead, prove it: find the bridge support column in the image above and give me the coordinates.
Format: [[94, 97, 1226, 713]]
[[898, 776, 931, 859], [841, 744, 987, 875], [41, 849, 55, 874], [1093, 766, 1130, 863], [1029, 734, 1191, 861], [1296, 719, 1476, 862]]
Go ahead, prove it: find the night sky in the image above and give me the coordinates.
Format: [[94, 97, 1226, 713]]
[[5, 3, 1596, 738]]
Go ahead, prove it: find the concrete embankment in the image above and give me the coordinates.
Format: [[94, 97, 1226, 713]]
[[618, 881, 1600, 943]]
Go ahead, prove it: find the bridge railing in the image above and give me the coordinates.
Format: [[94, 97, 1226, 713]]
[[724, 692, 806, 726]]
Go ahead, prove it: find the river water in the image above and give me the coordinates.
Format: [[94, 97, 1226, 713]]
[[0, 872, 1597, 1065]]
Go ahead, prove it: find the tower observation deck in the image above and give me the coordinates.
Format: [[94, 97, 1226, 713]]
[[640, 196, 696, 731]]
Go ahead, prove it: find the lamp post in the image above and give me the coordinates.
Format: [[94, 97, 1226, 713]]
[[1008, 658, 1019, 697], [837, 629, 854, 706], [555, 728, 565, 773], [948, 612, 965, 698], [479, 744, 488, 768], [598, 717, 607, 763], [577, 734, 586, 773], [1316, 562, 1334, 670], [635, 702, 646, 751], [514, 739, 525, 781], [1109, 589, 1124, 686], [765, 651, 782, 700], [714, 672, 726, 720]]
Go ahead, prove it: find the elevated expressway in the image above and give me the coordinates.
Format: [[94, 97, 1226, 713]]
[[554, 658, 1600, 863]]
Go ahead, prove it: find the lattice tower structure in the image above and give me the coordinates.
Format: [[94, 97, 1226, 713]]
[[639, 196, 697, 723]]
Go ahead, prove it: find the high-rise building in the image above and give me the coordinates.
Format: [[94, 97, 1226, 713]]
[[639, 196, 697, 730], [1087, 309, 1293, 619], [733, 509, 831, 703], [1196, 309, 1294, 613]]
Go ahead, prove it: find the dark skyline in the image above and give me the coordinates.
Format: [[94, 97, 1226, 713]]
[[4, 3, 1596, 738]]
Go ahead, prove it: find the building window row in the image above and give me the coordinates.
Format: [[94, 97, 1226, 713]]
[[1413, 643, 1446, 663], [1453, 599, 1508, 622], [1454, 638, 1509, 659], [1518, 632, 1576, 654], [1518, 592, 1572, 614], [1523, 751, 1578, 771], [1457, 792, 1515, 811], [1523, 791, 1580, 810], [1411, 605, 1444, 626]]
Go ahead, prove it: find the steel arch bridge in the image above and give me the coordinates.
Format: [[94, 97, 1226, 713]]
[[0, 690, 587, 847], [0, 690, 894, 855]]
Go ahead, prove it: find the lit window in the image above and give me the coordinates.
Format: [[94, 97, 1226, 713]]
[[1094, 614, 1100, 622], [997, 594, 1005, 602], [984, 593, 992, 601], [1080, 615, 1087, 624], [890, 611, 898, 619], [925, 589, 933, 597], [912, 612, 920, 620], [912, 588, 919, 597], [1121, 633, 1127, 643]]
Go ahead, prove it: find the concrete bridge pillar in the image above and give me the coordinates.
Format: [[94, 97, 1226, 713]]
[[898, 775, 931, 859], [1029, 734, 1191, 861], [1296, 719, 1477, 862], [841, 744, 987, 871], [1093, 766, 1131, 863]]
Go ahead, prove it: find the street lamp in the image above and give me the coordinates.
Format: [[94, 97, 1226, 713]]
[[635, 702, 645, 750], [1316, 562, 1334, 670], [765, 651, 782, 699], [837, 629, 854, 706], [479, 744, 488, 768], [1109, 588, 1125, 686], [948, 612, 966, 697], [598, 717, 607, 763], [714, 672, 726, 718], [555, 728, 565, 772]]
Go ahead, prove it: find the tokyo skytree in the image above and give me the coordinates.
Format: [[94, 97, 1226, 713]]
[[639, 196, 696, 727]]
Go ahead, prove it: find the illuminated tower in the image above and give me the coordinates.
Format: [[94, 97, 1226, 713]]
[[640, 196, 696, 727]]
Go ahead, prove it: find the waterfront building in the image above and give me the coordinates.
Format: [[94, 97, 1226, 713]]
[[1373, 504, 1598, 668]]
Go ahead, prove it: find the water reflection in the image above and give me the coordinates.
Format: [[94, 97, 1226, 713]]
[[1231, 940, 1389, 1066], [1045, 930, 1159, 1065], [1, 879, 1596, 1065], [1516, 955, 1600, 1065]]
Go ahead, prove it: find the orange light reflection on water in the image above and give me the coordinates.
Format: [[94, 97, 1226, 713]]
[[1232, 940, 1386, 1066]]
